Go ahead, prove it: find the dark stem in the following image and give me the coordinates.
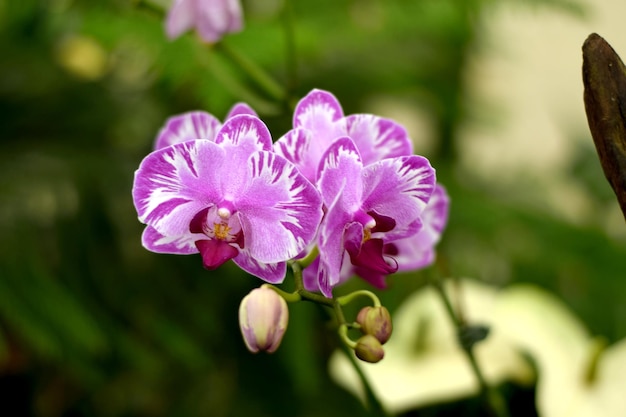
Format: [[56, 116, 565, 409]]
[[430, 275, 511, 417]]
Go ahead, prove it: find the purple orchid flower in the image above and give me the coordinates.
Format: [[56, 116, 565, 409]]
[[274, 89, 413, 183], [388, 184, 450, 272], [133, 114, 323, 283], [165, 0, 243, 44], [303, 137, 436, 297], [154, 103, 257, 150]]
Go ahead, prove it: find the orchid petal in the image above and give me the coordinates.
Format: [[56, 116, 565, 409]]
[[154, 111, 221, 150], [362, 155, 436, 240], [226, 102, 258, 119], [318, 137, 363, 208], [291, 90, 348, 178], [165, 0, 195, 40], [141, 225, 201, 254], [196, 239, 239, 269], [343, 222, 364, 257], [215, 114, 272, 153], [233, 254, 287, 284], [317, 187, 353, 294], [348, 238, 398, 276], [235, 151, 322, 263], [302, 256, 322, 292], [352, 265, 390, 289], [195, 0, 243, 43], [273, 128, 317, 183], [133, 140, 224, 236], [316, 264, 333, 298], [344, 221, 397, 288], [393, 184, 450, 271], [424, 184, 450, 235], [345, 114, 413, 164], [391, 238, 436, 272], [293, 89, 345, 133]]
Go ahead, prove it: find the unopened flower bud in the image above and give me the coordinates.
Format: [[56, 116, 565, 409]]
[[356, 306, 393, 344], [239, 287, 289, 353], [355, 334, 385, 363]]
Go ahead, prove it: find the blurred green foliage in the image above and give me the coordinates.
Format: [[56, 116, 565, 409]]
[[1, 0, 623, 416]]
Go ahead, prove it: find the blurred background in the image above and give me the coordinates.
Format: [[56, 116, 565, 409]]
[[1, 0, 626, 415]]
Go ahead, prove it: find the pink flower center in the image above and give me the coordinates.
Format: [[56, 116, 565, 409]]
[[190, 204, 244, 270], [201, 206, 242, 243]]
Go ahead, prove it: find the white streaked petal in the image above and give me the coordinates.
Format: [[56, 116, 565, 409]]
[[226, 102, 258, 119], [362, 155, 436, 240], [233, 254, 287, 284], [141, 225, 201, 254], [273, 128, 317, 183], [293, 89, 345, 137], [345, 114, 413, 164], [132, 140, 224, 236], [318, 137, 363, 208], [154, 111, 222, 150], [215, 114, 272, 152], [235, 151, 322, 263]]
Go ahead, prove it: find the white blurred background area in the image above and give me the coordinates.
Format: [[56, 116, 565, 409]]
[[460, 0, 626, 233]]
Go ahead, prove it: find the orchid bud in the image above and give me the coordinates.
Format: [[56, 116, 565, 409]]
[[356, 306, 393, 344], [238, 287, 289, 353], [355, 334, 385, 363]]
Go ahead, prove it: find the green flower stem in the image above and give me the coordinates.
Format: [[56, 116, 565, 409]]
[[338, 337, 390, 417], [262, 283, 301, 303], [288, 261, 387, 416], [197, 49, 279, 114], [282, 0, 298, 98], [297, 246, 319, 269], [337, 290, 382, 308], [430, 276, 511, 417], [216, 41, 287, 103], [338, 324, 356, 348]]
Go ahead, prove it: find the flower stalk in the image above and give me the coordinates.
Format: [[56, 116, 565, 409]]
[[216, 41, 287, 104], [282, 260, 388, 415], [429, 273, 511, 417], [281, 0, 298, 100], [338, 338, 390, 417]]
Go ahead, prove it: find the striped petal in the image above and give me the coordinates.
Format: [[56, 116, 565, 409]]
[[317, 192, 353, 296], [154, 111, 221, 150], [226, 102, 258, 119], [133, 140, 224, 237], [394, 184, 450, 271], [293, 89, 345, 134], [345, 114, 413, 165], [278, 89, 347, 182], [318, 137, 363, 209], [215, 114, 272, 152], [141, 225, 201, 254], [233, 255, 287, 284], [273, 128, 317, 183], [235, 151, 322, 263], [361, 156, 436, 240]]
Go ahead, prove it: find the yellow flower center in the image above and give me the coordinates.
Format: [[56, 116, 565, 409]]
[[213, 222, 232, 240], [363, 227, 372, 242]]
